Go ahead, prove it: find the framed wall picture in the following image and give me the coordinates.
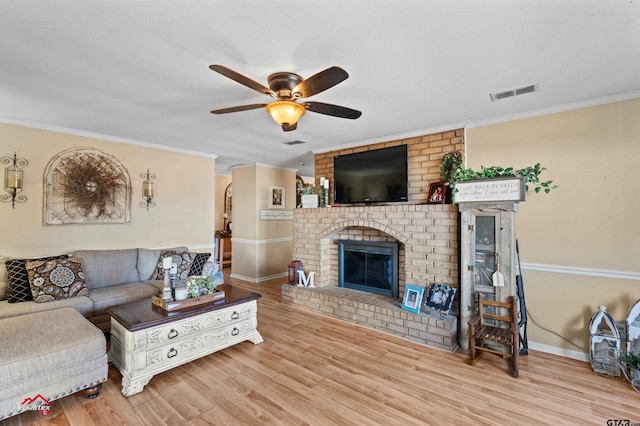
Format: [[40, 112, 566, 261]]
[[402, 285, 424, 314], [427, 181, 447, 204], [269, 186, 285, 209]]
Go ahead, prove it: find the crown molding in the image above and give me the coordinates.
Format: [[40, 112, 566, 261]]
[[0, 116, 218, 159], [465, 90, 640, 128]]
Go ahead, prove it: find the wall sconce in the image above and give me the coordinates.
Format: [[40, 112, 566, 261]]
[[139, 169, 156, 211], [1, 152, 28, 208]]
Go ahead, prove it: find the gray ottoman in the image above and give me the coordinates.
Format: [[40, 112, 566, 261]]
[[0, 307, 108, 420]]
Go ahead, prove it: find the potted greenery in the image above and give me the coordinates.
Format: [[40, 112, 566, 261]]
[[619, 351, 640, 382], [297, 182, 318, 208], [440, 151, 463, 188]]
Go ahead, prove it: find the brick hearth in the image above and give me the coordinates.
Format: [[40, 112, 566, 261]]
[[281, 284, 458, 351]]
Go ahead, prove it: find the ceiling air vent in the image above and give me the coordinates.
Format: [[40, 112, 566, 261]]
[[490, 83, 540, 101], [283, 140, 306, 146]]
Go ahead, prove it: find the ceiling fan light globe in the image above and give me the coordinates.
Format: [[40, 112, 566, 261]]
[[266, 101, 306, 126]]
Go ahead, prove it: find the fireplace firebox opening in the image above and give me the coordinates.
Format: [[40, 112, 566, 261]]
[[338, 239, 399, 298]]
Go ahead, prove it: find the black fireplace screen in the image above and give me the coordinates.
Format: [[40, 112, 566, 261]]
[[338, 240, 399, 298]]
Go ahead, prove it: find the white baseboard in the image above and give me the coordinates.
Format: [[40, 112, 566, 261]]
[[230, 272, 287, 283], [528, 341, 589, 362]]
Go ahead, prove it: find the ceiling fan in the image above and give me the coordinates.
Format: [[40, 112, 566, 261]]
[[209, 65, 362, 131]]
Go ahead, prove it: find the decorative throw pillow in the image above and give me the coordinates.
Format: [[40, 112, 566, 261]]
[[26, 256, 89, 303], [152, 251, 194, 280], [201, 260, 220, 277], [188, 252, 211, 276], [6, 255, 69, 303], [424, 282, 456, 315]]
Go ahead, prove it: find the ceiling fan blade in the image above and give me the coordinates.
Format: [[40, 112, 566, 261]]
[[282, 123, 297, 132], [209, 65, 275, 97], [210, 104, 267, 114], [304, 101, 362, 119], [294, 66, 349, 98]]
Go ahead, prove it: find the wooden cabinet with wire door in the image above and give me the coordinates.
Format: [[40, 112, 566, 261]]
[[458, 202, 518, 349]]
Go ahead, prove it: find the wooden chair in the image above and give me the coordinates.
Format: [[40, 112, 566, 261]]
[[468, 293, 520, 378]]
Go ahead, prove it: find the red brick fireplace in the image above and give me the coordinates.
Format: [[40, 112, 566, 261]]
[[281, 129, 463, 350]]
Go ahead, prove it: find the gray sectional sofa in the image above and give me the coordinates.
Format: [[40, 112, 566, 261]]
[[0, 246, 219, 331]]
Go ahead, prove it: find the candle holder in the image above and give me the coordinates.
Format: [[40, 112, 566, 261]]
[[162, 268, 173, 301], [1, 152, 28, 208], [139, 169, 156, 211], [170, 263, 177, 294]]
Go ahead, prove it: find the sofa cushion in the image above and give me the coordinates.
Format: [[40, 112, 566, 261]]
[[137, 246, 188, 281], [0, 297, 93, 321], [0, 307, 105, 376], [26, 257, 89, 303], [88, 282, 160, 316], [0, 307, 106, 419], [6, 255, 69, 303], [152, 250, 194, 280], [74, 248, 140, 289], [189, 252, 212, 276]]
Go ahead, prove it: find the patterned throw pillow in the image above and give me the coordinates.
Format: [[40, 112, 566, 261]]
[[152, 251, 194, 280], [188, 252, 211, 276], [26, 256, 89, 303], [6, 255, 69, 303]]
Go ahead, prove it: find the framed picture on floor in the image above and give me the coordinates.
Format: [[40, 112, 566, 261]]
[[402, 285, 424, 314]]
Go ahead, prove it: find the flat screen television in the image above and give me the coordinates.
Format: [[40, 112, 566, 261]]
[[334, 144, 408, 204]]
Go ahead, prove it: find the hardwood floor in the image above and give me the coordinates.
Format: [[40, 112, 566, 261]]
[[5, 274, 639, 425]]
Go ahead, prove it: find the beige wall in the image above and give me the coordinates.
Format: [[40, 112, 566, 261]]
[[0, 123, 216, 257], [231, 163, 294, 281], [466, 98, 640, 355]]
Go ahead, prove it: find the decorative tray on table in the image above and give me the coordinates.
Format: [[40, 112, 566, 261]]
[[152, 276, 225, 311], [152, 289, 225, 311]]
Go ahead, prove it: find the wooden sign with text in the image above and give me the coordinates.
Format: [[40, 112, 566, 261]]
[[454, 177, 525, 203]]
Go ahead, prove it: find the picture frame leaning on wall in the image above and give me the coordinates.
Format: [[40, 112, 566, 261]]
[[402, 284, 424, 314]]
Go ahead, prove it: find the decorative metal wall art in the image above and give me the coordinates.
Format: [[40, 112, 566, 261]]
[[44, 148, 131, 225]]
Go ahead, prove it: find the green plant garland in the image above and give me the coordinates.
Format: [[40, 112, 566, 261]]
[[452, 163, 557, 193]]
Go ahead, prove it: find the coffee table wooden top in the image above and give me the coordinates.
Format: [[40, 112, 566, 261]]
[[107, 284, 261, 332]]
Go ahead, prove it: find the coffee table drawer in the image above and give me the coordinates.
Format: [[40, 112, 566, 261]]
[[114, 302, 257, 352], [124, 317, 257, 372], [144, 302, 256, 349]]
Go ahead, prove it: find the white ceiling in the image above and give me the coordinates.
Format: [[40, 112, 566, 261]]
[[1, 0, 639, 176]]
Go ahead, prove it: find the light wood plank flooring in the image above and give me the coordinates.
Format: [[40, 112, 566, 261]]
[[5, 275, 639, 425]]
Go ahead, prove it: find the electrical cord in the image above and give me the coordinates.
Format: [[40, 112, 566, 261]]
[[525, 306, 588, 352]]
